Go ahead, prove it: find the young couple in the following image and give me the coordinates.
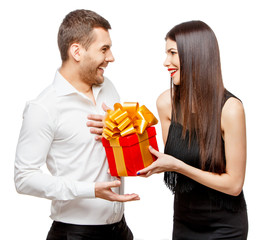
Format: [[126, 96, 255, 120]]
[[14, 9, 248, 240]]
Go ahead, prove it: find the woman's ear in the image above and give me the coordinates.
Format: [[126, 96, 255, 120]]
[[69, 43, 81, 62]]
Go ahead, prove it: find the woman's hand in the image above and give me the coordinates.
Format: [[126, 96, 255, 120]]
[[137, 146, 182, 177]]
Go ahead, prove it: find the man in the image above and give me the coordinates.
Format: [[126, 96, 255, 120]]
[[14, 9, 139, 240]]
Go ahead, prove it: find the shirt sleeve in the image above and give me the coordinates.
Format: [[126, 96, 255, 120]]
[[14, 102, 96, 200]]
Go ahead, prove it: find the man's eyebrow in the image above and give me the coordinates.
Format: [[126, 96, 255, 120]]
[[101, 44, 111, 49]]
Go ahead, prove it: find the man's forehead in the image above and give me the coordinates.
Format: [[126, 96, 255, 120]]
[[91, 28, 112, 46]]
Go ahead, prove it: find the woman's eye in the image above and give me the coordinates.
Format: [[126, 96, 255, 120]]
[[171, 51, 177, 55]]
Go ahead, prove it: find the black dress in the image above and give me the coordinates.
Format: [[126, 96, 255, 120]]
[[164, 90, 248, 240]]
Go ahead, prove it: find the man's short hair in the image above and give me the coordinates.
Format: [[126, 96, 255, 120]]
[[58, 9, 111, 61]]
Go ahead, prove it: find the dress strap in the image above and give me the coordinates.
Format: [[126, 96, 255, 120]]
[[222, 89, 241, 108]]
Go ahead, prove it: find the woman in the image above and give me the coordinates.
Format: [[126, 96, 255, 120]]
[[137, 21, 248, 239]]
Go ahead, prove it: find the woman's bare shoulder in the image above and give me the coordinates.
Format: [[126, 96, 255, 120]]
[[221, 97, 245, 132], [156, 89, 172, 121], [157, 89, 171, 108]]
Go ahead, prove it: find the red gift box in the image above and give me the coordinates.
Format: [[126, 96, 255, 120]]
[[102, 126, 158, 176]]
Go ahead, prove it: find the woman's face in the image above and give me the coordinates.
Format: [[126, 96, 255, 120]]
[[164, 39, 180, 86]]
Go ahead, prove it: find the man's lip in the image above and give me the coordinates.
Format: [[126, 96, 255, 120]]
[[98, 66, 106, 73]]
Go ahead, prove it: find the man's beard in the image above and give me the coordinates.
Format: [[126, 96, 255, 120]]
[[79, 64, 104, 86]]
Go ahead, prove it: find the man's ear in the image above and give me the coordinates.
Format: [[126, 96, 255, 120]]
[[69, 43, 81, 62]]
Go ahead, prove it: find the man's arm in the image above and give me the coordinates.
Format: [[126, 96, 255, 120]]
[[14, 102, 96, 200], [15, 102, 139, 202]]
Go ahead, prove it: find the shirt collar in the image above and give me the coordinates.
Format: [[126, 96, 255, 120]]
[[52, 70, 104, 100]]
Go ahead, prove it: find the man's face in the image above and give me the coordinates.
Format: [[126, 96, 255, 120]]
[[79, 27, 114, 85]]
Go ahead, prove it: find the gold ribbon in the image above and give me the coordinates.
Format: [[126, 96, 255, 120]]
[[137, 130, 154, 168], [109, 138, 128, 176], [103, 102, 158, 139]]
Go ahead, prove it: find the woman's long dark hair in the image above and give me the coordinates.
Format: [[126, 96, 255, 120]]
[[166, 21, 225, 174]]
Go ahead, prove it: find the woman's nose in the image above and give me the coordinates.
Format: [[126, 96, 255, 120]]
[[163, 56, 170, 67]]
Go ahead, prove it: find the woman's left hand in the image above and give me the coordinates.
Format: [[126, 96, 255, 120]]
[[137, 146, 182, 177]]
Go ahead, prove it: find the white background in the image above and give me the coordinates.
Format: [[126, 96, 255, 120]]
[[1, 0, 261, 239]]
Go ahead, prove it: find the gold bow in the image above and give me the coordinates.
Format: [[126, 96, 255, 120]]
[[102, 102, 158, 139]]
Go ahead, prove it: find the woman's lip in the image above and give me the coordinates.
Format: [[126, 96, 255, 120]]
[[168, 68, 178, 77], [171, 71, 176, 77]]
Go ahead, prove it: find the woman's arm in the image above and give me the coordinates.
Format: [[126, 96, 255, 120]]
[[138, 97, 247, 196]]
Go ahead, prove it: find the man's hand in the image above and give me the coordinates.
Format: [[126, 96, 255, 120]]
[[95, 180, 140, 202], [86, 103, 110, 141]]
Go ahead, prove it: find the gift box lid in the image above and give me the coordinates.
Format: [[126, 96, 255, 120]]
[[102, 126, 156, 147]]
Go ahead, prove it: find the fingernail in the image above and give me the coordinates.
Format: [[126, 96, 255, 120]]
[[137, 172, 140, 175], [149, 145, 152, 149]]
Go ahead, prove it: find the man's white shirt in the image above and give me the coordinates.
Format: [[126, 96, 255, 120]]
[[15, 70, 124, 225]]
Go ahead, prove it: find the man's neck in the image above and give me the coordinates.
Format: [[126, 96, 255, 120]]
[[59, 64, 96, 105]]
